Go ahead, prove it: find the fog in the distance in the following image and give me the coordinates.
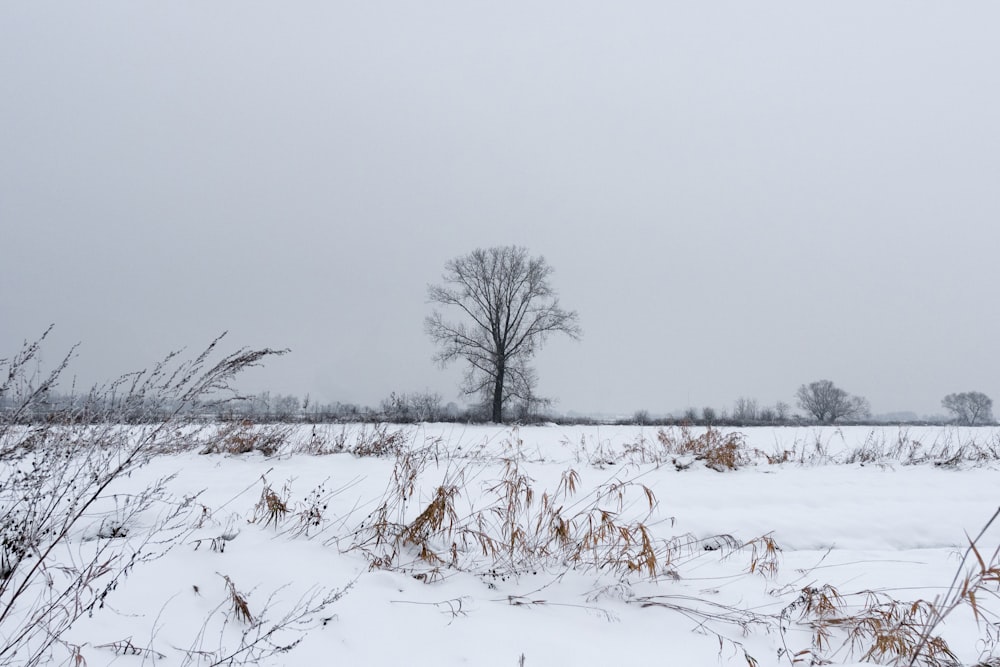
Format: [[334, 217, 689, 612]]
[[2, 2, 998, 418]]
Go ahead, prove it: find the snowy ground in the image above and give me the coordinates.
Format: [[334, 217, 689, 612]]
[[13, 424, 1000, 666]]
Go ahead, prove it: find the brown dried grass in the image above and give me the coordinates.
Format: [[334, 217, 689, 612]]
[[221, 574, 253, 624], [252, 481, 289, 529]]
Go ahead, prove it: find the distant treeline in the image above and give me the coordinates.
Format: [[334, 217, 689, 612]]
[[0, 389, 983, 427], [0, 389, 520, 425]]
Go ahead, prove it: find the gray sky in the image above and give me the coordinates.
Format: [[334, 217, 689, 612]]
[[3, 2, 999, 418]]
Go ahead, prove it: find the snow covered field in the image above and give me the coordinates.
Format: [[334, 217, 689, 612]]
[[7, 423, 1000, 666]]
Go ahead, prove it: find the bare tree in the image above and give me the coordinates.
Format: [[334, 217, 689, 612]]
[[795, 379, 870, 423], [426, 246, 581, 423], [273, 394, 301, 421], [378, 391, 443, 422], [941, 392, 994, 425], [732, 397, 759, 423]]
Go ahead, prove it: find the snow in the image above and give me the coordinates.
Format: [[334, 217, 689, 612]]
[[16, 424, 1000, 665]]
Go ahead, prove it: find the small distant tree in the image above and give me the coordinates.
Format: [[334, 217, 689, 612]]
[[247, 391, 271, 419], [273, 394, 301, 421], [732, 397, 759, 423], [378, 391, 443, 422], [941, 392, 993, 426], [379, 392, 411, 421], [795, 380, 870, 423], [632, 409, 651, 426], [410, 391, 444, 422], [701, 406, 717, 423], [426, 246, 581, 423], [775, 401, 791, 421]]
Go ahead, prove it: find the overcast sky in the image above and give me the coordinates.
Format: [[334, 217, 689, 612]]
[[3, 2, 999, 418]]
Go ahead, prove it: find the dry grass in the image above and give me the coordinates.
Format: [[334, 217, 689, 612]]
[[290, 423, 411, 458], [201, 420, 290, 456], [780, 583, 966, 666], [783, 428, 1000, 468], [0, 331, 364, 667], [333, 431, 1000, 664], [580, 426, 1000, 471], [350, 424, 410, 457], [94, 637, 165, 660], [574, 426, 763, 470], [345, 437, 675, 582], [252, 481, 289, 529], [744, 533, 781, 578], [785, 583, 847, 655], [345, 433, 813, 595], [905, 507, 1000, 665], [657, 427, 753, 471], [290, 481, 331, 538], [111, 421, 1000, 664], [403, 484, 461, 564], [221, 574, 254, 624]]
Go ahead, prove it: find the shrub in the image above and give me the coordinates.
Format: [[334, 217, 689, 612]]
[[200, 420, 291, 456], [350, 423, 410, 457], [656, 427, 752, 471]]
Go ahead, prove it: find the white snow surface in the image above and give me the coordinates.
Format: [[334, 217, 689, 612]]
[[26, 424, 1000, 665]]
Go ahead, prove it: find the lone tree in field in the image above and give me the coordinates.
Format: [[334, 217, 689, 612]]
[[795, 379, 870, 423], [941, 391, 993, 425], [426, 246, 581, 423]]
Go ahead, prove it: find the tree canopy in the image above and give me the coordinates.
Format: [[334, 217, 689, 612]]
[[795, 380, 870, 423], [425, 246, 580, 422]]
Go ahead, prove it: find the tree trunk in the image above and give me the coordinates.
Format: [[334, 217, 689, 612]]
[[492, 362, 505, 423]]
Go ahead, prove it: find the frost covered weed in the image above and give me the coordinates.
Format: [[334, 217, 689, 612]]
[[291, 423, 411, 457], [252, 480, 290, 529], [781, 586, 959, 666], [774, 510, 1000, 666], [0, 329, 290, 666], [844, 429, 923, 465], [787, 427, 1000, 468], [200, 420, 291, 456], [347, 436, 709, 582], [574, 427, 783, 471], [923, 435, 1000, 468], [574, 427, 760, 470], [571, 433, 617, 468], [337, 429, 1000, 664], [342, 443, 463, 570], [246, 475, 345, 538], [349, 423, 410, 457], [404, 483, 462, 565], [288, 480, 332, 538], [291, 424, 341, 455], [222, 574, 255, 624], [655, 427, 755, 471], [571, 425, 1000, 470], [177, 578, 354, 667], [744, 533, 781, 578], [343, 433, 799, 586], [904, 508, 1000, 664]]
